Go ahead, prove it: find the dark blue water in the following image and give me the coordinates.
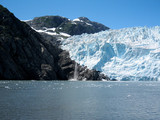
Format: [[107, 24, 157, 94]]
[[0, 81, 160, 120]]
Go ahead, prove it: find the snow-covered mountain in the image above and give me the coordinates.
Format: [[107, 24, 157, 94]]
[[61, 26, 160, 81]]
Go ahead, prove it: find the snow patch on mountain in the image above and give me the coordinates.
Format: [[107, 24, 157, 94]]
[[61, 26, 160, 81], [32, 27, 71, 37], [73, 18, 93, 26], [73, 18, 83, 22], [60, 32, 71, 37], [86, 22, 93, 26]]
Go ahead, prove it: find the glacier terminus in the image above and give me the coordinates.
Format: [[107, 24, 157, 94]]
[[61, 26, 160, 81]]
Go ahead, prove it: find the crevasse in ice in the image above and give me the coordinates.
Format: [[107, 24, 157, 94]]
[[61, 26, 160, 81]]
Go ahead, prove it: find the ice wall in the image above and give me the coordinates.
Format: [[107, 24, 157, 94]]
[[61, 26, 160, 81]]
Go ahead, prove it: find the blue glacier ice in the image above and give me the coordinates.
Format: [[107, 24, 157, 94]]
[[61, 26, 160, 81]]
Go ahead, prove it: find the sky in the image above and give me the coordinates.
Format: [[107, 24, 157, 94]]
[[0, 0, 160, 29]]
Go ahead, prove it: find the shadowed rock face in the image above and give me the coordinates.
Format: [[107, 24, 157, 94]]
[[58, 50, 109, 80], [0, 5, 110, 80], [0, 5, 59, 80]]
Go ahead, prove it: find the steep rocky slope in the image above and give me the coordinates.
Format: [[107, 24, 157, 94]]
[[0, 5, 109, 80]]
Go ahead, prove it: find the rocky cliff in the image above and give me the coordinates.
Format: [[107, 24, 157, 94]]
[[0, 5, 109, 80]]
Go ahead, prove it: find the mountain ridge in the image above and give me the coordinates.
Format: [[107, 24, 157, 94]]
[[26, 15, 109, 35]]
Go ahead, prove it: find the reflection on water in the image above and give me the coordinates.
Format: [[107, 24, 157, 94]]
[[0, 81, 160, 120]]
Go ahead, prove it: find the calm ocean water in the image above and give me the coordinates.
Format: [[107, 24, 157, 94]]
[[0, 81, 160, 120]]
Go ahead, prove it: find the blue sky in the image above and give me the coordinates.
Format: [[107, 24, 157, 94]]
[[0, 0, 160, 29]]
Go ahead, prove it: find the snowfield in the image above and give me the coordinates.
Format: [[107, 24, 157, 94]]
[[61, 26, 160, 81]]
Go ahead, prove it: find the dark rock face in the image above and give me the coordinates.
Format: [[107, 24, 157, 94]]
[[26, 16, 109, 35], [27, 16, 69, 30], [0, 5, 110, 80], [58, 50, 109, 80], [0, 5, 58, 80]]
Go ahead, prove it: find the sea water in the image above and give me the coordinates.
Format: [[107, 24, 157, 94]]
[[0, 81, 160, 120]]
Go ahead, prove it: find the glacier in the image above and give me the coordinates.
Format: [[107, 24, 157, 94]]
[[61, 26, 160, 81]]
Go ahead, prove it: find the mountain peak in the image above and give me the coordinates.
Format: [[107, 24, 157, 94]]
[[26, 15, 109, 36], [0, 4, 19, 26], [78, 17, 90, 22], [73, 17, 90, 22], [27, 15, 69, 29]]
